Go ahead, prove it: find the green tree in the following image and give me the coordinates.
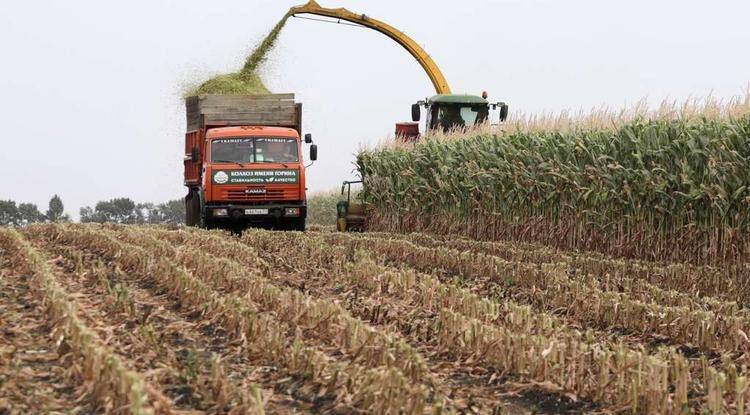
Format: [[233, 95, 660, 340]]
[[137, 202, 156, 223], [149, 199, 185, 225], [46, 195, 68, 222], [80, 197, 141, 224], [80, 197, 184, 225], [18, 203, 44, 225], [79, 206, 96, 223], [0, 200, 21, 226]]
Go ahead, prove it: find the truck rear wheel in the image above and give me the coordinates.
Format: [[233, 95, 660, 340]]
[[185, 190, 201, 227]]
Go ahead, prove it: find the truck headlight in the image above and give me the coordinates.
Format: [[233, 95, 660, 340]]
[[213, 208, 228, 217], [285, 208, 300, 217]]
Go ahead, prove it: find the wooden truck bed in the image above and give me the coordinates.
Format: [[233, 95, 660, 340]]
[[185, 93, 301, 132]]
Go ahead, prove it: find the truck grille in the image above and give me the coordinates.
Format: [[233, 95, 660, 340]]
[[220, 187, 298, 202]]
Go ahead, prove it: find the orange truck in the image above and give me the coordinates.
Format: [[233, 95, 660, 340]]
[[183, 94, 317, 230]]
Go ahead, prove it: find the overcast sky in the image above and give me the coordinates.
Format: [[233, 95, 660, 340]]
[[1, 0, 748, 218]]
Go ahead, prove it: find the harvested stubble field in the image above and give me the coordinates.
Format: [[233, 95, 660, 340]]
[[2, 224, 750, 414]]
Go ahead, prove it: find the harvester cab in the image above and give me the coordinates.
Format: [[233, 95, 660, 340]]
[[336, 180, 366, 232], [398, 94, 509, 140]]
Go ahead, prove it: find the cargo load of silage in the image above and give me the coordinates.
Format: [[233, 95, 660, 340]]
[[187, 15, 289, 96]]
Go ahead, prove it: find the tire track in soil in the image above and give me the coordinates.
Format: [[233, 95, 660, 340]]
[[0, 266, 93, 414], [25, 233, 314, 414]]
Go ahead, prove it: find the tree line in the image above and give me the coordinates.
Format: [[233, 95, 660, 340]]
[[0, 195, 184, 226], [0, 195, 68, 225]]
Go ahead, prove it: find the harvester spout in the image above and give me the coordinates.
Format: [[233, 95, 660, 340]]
[[287, 0, 452, 94]]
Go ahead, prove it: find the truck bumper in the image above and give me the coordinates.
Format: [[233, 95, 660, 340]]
[[204, 203, 307, 222]]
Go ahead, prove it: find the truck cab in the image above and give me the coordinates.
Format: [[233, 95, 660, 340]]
[[184, 94, 317, 231]]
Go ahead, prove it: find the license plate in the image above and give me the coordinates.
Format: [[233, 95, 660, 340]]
[[245, 208, 268, 215]]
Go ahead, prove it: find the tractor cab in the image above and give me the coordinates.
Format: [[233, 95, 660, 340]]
[[399, 94, 509, 140], [336, 180, 367, 232]]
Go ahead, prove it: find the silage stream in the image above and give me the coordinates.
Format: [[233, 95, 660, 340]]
[[188, 14, 289, 95]]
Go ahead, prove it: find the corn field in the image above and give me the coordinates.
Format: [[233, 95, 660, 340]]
[[306, 190, 342, 227], [3, 224, 750, 413], [357, 95, 750, 265]]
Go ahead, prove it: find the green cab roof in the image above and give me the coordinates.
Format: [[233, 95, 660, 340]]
[[428, 94, 488, 105]]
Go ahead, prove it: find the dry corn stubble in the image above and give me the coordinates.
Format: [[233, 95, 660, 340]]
[[319, 232, 750, 354], [390, 230, 750, 306], [184, 228, 689, 411], [343, 230, 747, 316], [33, 240, 266, 412], [39, 223, 433, 414], [0, 250, 92, 413], [10, 223, 750, 413], [234, 228, 750, 413], [0, 227, 166, 415], [108, 225, 435, 387]]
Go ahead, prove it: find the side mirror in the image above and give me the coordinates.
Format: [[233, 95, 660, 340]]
[[304, 133, 313, 144], [309, 144, 318, 161], [499, 104, 509, 122], [190, 147, 199, 162], [411, 103, 421, 122]]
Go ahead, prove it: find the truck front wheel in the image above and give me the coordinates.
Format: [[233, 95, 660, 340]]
[[200, 215, 217, 230], [287, 218, 305, 232]]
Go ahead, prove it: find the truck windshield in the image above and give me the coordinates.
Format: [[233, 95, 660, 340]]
[[211, 137, 298, 163]]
